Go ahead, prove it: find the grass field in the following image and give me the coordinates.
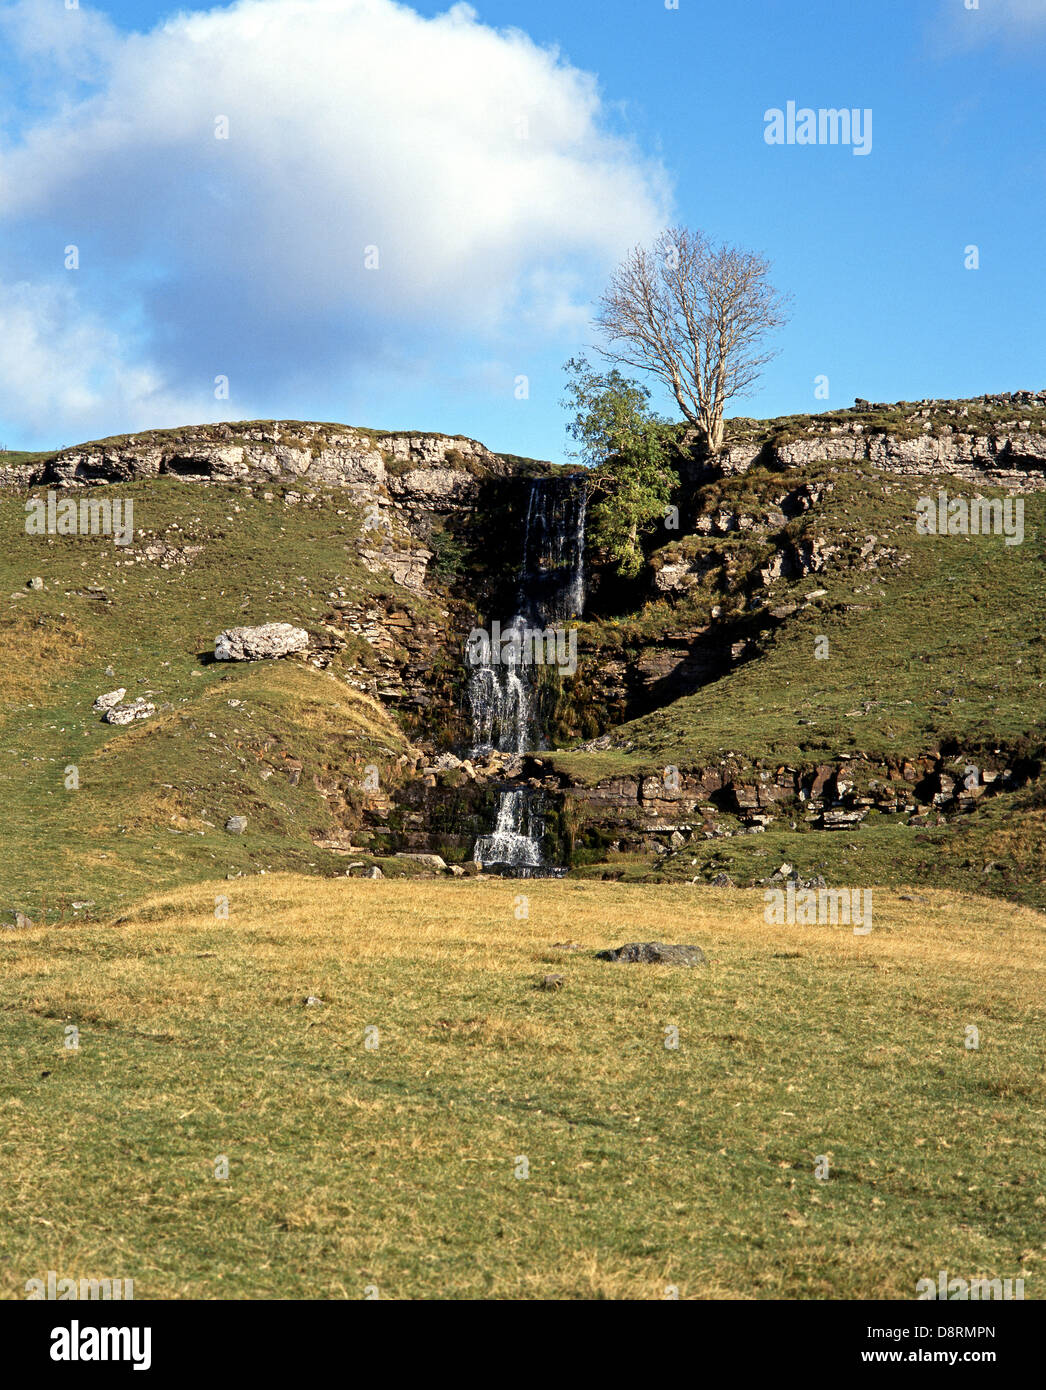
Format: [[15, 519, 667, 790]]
[[3, 463, 1044, 917], [2, 877, 1042, 1299]]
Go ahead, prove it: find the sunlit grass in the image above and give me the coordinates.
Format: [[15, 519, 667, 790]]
[[2, 877, 1042, 1299]]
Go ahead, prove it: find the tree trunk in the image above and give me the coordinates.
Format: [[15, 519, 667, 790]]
[[697, 407, 725, 457], [706, 414, 725, 455]]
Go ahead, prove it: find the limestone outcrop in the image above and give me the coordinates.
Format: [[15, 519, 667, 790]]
[[215, 623, 310, 661], [720, 418, 1046, 488]]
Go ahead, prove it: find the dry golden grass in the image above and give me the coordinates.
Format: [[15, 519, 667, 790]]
[[0, 612, 89, 713], [2, 877, 1043, 1299]]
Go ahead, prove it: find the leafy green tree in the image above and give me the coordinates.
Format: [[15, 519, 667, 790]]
[[561, 355, 678, 578]]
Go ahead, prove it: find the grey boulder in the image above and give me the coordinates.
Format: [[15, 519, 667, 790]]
[[597, 942, 707, 966], [93, 687, 127, 711], [104, 698, 155, 725], [215, 623, 309, 661]]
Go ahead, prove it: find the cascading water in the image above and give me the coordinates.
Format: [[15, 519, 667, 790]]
[[467, 475, 586, 875], [466, 477, 586, 754], [471, 788, 545, 875], [467, 616, 535, 755], [519, 477, 587, 625]]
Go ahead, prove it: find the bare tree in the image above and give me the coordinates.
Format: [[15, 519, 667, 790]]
[[595, 227, 790, 456]]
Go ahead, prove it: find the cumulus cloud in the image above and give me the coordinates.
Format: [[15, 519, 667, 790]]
[[0, 279, 207, 440], [0, 0, 670, 443]]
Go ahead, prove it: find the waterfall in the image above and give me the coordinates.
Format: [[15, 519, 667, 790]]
[[468, 475, 586, 874], [472, 788, 545, 874], [466, 616, 535, 755], [466, 477, 586, 755], [519, 476, 587, 625]]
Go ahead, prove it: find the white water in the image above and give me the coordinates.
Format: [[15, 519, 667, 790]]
[[468, 477, 586, 872], [466, 477, 586, 756], [471, 787, 545, 872], [467, 615, 535, 755]]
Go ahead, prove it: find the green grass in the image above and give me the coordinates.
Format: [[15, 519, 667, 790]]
[[2, 448, 1044, 924], [0, 449, 53, 467], [1, 876, 1042, 1299], [574, 787, 1046, 910], [554, 469, 1046, 773], [722, 397, 1046, 450], [0, 479, 434, 917]]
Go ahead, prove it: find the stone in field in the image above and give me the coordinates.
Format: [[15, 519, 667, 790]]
[[597, 942, 706, 966], [103, 698, 155, 725], [93, 688, 126, 711], [215, 623, 309, 661]]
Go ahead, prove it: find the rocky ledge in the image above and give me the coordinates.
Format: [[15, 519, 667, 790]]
[[719, 394, 1046, 488]]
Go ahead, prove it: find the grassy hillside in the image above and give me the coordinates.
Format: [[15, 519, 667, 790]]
[[549, 466, 1046, 908], [1, 876, 1041, 1299], [560, 465, 1046, 775], [0, 479, 431, 918], [1, 435, 1043, 917], [572, 787, 1046, 913]]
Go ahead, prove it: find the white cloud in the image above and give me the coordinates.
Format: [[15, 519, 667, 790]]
[[0, 279, 204, 441], [0, 0, 671, 441]]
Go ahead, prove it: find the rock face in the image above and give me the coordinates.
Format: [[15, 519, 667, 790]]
[[3, 425, 554, 648], [719, 417, 1046, 490], [597, 942, 707, 966], [215, 623, 309, 661], [3, 422, 534, 526]]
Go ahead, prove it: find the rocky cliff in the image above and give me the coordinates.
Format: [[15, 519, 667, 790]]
[[2, 420, 555, 592], [716, 390, 1046, 488]]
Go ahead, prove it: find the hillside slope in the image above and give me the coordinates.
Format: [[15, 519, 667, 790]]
[[1, 402, 1043, 917]]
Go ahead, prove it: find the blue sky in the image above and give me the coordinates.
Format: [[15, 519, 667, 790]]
[[1, 0, 1044, 459]]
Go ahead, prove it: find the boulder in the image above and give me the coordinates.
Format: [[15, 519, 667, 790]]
[[93, 688, 127, 712], [597, 942, 707, 966], [429, 753, 462, 772], [398, 853, 448, 872], [214, 622, 309, 661], [103, 699, 155, 725]]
